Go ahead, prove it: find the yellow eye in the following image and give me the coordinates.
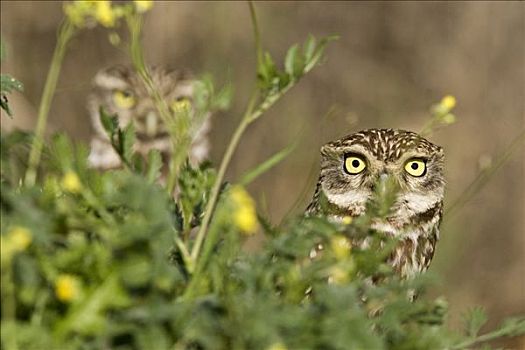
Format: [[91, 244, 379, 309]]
[[344, 155, 367, 174], [405, 159, 426, 177], [171, 97, 192, 114], [113, 90, 135, 109]]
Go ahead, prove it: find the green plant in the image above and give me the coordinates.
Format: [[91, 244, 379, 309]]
[[0, 39, 24, 117], [1, 2, 524, 350]]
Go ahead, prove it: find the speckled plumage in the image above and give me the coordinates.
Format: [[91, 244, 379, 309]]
[[307, 129, 445, 278], [87, 65, 210, 170]]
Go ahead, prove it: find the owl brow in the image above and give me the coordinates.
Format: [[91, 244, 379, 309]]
[[94, 75, 130, 91], [406, 156, 428, 162], [343, 152, 367, 160]]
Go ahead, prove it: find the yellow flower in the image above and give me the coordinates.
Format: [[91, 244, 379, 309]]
[[266, 343, 288, 350], [330, 235, 351, 260], [63, 1, 122, 28], [94, 1, 116, 27], [55, 274, 81, 302], [230, 186, 258, 235], [1, 226, 32, 263], [440, 95, 456, 110], [328, 266, 349, 285], [61, 171, 83, 193], [8, 226, 32, 251], [64, 1, 90, 26], [171, 98, 192, 115], [341, 216, 352, 225], [134, 0, 154, 13]]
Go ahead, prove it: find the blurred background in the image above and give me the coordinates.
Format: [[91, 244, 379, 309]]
[[1, 1, 524, 347]]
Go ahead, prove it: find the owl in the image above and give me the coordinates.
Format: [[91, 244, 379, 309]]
[[87, 65, 210, 170], [307, 129, 445, 279]]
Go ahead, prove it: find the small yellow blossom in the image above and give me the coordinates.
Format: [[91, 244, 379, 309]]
[[266, 342, 288, 350], [341, 216, 352, 225], [234, 206, 258, 234], [440, 95, 456, 110], [63, 1, 97, 27], [61, 171, 83, 193], [55, 274, 81, 302], [1, 226, 32, 263], [171, 98, 192, 115], [327, 266, 349, 285], [134, 0, 154, 13], [64, 1, 122, 28], [330, 235, 351, 260], [94, 1, 116, 27], [230, 186, 258, 235], [8, 226, 32, 251]]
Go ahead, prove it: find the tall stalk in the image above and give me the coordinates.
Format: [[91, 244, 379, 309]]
[[25, 20, 76, 186], [189, 2, 303, 263], [126, 13, 189, 194]]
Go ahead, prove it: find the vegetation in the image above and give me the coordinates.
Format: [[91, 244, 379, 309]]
[[1, 1, 524, 349]]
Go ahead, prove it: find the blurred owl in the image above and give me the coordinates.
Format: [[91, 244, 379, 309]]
[[87, 65, 210, 170], [307, 129, 445, 278]]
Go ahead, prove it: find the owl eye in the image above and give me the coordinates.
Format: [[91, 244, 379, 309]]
[[171, 97, 192, 114], [344, 155, 367, 174], [113, 90, 136, 109], [404, 158, 426, 177]]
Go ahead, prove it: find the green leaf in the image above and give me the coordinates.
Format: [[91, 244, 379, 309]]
[[286, 43, 306, 79], [1, 74, 23, 93], [1, 94, 12, 116], [99, 107, 118, 135], [135, 325, 170, 350], [498, 317, 525, 337], [238, 142, 295, 186], [257, 51, 277, 88], [211, 81, 233, 111], [101, 108, 137, 170], [145, 149, 162, 183], [463, 307, 488, 337], [304, 34, 339, 72], [54, 274, 130, 338], [121, 122, 136, 165], [50, 134, 75, 172], [177, 162, 216, 230], [303, 34, 317, 63], [284, 44, 299, 76], [1, 74, 24, 117]]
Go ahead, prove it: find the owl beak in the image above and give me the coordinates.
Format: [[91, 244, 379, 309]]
[[145, 111, 158, 137], [374, 172, 398, 195]]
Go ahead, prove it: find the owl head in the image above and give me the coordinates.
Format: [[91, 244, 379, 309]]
[[317, 129, 445, 223], [89, 65, 195, 153]]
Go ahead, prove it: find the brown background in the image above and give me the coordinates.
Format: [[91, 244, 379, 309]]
[[1, 1, 524, 346]]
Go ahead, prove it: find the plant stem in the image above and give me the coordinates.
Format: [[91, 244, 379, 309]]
[[190, 92, 257, 261], [25, 20, 75, 187], [450, 324, 524, 350], [174, 233, 193, 273], [190, 79, 296, 263], [248, 1, 263, 67], [126, 13, 187, 194]]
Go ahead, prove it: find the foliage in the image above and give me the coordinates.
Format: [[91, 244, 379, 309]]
[[0, 39, 24, 117], [1, 1, 524, 350]]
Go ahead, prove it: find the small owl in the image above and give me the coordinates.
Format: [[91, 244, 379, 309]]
[[307, 129, 445, 278], [87, 65, 210, 170]]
